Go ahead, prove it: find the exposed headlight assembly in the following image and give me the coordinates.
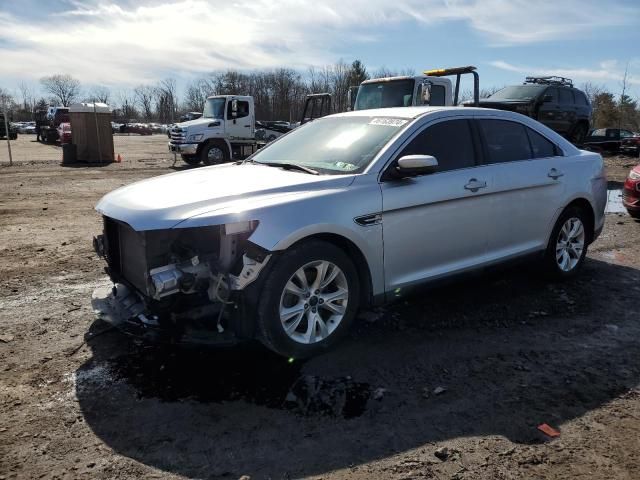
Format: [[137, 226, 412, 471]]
[[629, 170, 640, 180], [187, 133, 204, 142]]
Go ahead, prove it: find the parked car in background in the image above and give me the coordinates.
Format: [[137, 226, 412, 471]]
[[473, 76, 592, 144], [119, 123, 152, 135], [56, 122, 72, 144], [93, 106, 606, 358], [180, 112, 202, 122], [0, 113, 18, 140], [583, 128, 637, 154], [623, 165, 640, 218], [18, 121, 37, 134], [255, 120, 292, 142], [620, 132, 640, 157]]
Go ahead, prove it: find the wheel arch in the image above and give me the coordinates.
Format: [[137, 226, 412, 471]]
[[197, 138, 231, 158], [288, 232, 374, 308], [551, 197, 596, 245]]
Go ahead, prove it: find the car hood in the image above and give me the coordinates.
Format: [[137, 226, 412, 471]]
[[96, 163, 355, 230]]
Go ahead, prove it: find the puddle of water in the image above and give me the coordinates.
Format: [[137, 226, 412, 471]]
[[606, 189, 626, 214], [108, 345, 371, 419]]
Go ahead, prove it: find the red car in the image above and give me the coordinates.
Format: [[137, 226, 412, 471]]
[[621, 133, 640, 157], [623, 165, 640, 218], [56, 122, 72, 144]]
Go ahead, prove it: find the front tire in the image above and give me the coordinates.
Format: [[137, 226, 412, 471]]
[[256, 240, 360, 358], [201, 142, 228, 165], [543, 206, 590, 278]]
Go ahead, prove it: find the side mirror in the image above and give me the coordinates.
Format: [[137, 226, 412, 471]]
[[231, 99, 238, 118], [543, 95, 553, 103], [419, 82, 432, 105], [395, 155, 438, 177]]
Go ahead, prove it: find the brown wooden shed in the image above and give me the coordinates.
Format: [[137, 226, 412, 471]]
[[69, 103, 114, 163]]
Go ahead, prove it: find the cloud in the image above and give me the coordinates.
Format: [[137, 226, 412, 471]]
[[0, 0, 637, 88], [489, 60, 640, 87]]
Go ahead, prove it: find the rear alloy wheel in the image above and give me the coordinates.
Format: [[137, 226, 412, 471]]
[[544, 207, 589, 278], [257, 240, 360, 358], [201, 143, 228, 165]]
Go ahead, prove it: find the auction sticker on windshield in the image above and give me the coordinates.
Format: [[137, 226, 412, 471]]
[[369, 118, 408, 127]]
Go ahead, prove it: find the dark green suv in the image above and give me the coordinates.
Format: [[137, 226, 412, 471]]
[[0, 113, 18, 140], [472, 77, 592, 144]]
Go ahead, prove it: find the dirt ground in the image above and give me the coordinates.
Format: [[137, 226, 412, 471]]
[[2, 134, 640, 480]]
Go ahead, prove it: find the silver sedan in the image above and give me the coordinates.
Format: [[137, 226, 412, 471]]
[[93, 107, 607, 358]]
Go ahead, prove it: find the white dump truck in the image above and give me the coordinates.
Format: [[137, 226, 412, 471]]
[[352, 65, 479, 111]]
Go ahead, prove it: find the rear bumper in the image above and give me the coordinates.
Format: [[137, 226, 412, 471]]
[[168, 142, 198, 155]]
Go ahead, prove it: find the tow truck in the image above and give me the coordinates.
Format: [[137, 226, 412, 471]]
[[351, 65, 479, 111], [169, 93, 333, 166]]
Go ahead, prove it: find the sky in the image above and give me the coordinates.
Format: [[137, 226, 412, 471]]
[[1, 0, 639, 101]]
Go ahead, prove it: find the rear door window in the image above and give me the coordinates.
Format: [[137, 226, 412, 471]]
[[559, 89, 574, 104], [544, 88, 559, 103], [399, 119, 476, 172], [477, 119, 532, 164]]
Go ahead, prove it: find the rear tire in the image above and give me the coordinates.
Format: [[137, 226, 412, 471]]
[[256, 240, 360, 358], [570, 123, 588, 145], [181, 154, 200, 165], [543, 206, 590, 278]]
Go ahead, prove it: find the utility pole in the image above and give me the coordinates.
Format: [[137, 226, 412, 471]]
[[3, 105, 13, 166]]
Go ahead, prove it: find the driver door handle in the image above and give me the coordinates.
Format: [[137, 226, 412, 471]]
[[548, 168, 564, 180], [464, 179, 487, 192]]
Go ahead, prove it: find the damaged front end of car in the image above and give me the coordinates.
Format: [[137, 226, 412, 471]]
[[92, 216, 272, 345]]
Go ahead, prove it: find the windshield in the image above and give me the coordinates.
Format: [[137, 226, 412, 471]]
[[203, 98, 226, 119], [488, 85, 546, 101], [250, 116, 408, 174], [355, 79, 415, 110]]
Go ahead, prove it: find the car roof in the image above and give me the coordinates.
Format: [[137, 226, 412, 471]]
[[330, 106, 580, 156], [332, 106, 551, 120]]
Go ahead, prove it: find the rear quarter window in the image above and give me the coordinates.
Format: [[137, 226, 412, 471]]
[[526, 127, 558, 158]]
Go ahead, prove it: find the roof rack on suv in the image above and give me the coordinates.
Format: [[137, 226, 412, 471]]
[[524, 76, 573, 87]]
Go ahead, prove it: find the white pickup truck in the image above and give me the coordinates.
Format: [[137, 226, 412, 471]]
[[169, 95, 262, 165], [352, 66, 479, 111]]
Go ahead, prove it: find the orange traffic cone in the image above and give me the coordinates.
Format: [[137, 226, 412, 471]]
[[116, 154, 122, 163]]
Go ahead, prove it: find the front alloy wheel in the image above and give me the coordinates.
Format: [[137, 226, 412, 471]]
[[256, 240, 360, 358], [279, 260, 349, 344], [555, 217, 585, 272]]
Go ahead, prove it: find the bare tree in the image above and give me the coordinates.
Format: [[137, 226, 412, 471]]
[[18, 82, 34, 112], [155, 78, 178, 123], [134, 85, 156, 120], [183, 79, 214, 112], [86, 86, 111, 104], [116, 89, 138, 121], [0, 87, 16, 111], [40, 74, 81, 106]]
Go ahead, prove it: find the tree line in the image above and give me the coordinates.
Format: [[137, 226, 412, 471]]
[[0, 61, 638, 131]]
